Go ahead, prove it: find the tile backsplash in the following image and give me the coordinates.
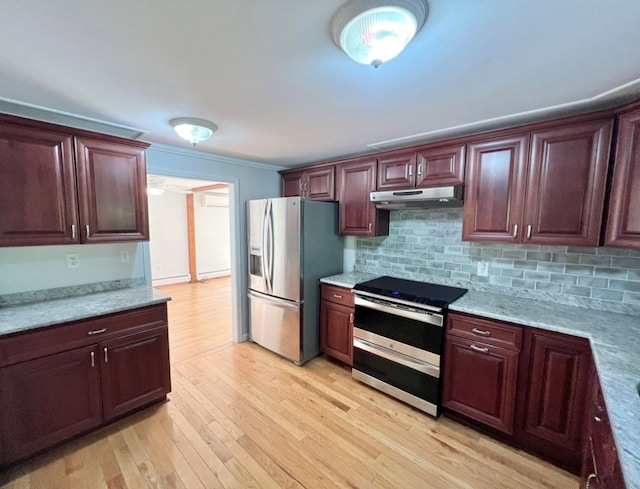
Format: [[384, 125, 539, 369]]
[[355, 208, 640, 315]]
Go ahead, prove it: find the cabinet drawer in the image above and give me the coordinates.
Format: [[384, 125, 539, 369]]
[[0, 304, 167, 368], [447, 313, 522, 351], [321, 284, 354, 307]]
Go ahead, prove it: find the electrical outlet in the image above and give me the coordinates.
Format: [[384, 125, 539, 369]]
[[66, 253, 80, 269], [120, 250, 130, 263], [477, 260, 488, 277]]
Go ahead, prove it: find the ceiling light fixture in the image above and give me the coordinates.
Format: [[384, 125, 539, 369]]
[[169, 117, 218, 146], [331, 0, 428, 68]]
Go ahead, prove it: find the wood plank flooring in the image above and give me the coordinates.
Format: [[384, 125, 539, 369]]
[[0, 279, 579, 488]]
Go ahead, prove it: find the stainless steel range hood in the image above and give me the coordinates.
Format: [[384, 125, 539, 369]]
[[370, 185, 464, 209]]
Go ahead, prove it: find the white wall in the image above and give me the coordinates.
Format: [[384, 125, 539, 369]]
[[194, 192, 231, 279], [0, 242, 144, 295], [147, 190, 190, 285]]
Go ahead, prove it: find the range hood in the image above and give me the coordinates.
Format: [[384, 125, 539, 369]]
[[370, 185, 464, 209]]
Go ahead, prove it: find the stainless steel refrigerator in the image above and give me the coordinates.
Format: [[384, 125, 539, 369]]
[[247, 197, 343, 364]]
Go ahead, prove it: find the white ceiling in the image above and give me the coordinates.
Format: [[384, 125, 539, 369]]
[[1, 0, 639, 167]]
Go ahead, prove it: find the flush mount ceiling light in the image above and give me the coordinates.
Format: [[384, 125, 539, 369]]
[[169, 117, 218, 146], [331, 0, 428, 68]]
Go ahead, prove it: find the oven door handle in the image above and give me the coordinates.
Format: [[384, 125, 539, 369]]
[[354, 338, 440, 378], [354, 296, 443, 326]]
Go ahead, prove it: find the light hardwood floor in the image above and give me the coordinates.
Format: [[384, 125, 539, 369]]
[[0, 278, 579, 488]]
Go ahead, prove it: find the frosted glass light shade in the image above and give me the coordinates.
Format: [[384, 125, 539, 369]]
[[169, 118, 218, 146], [331, 0, 428, 67]]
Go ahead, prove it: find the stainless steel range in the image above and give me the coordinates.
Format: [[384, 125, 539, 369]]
[[351, 276, 467, 417]]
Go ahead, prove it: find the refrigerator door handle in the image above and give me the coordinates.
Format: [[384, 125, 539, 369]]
[[261, 200, 270, 293], [266, 199, 275, 294], [248, 290, 299, 309]]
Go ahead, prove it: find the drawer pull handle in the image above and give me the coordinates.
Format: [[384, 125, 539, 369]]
[[104, 347, 109, 363], [333, 294, 343, 299], [349, 312, 354, 324], [526, 224, 532, 240], [512, 224, 518, 238], [86, 224, 91, 238], [87, 328, 107, 336], [471, 328, 491, 336], [470, 344, 489, 354], [90, 351, 95, 368], [585, 473, 596, 489], [72, 224, 77, 241]]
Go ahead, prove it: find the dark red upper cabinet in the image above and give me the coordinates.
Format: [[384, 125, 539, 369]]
[[0, 115, 150, 247], [462, 135, 529, 243], [415, 143, 465, 188], [376, 143, 465, 191], [606, 108, 640, 248], [337, 158, 389, 237], [463, 118, 612, 246], [280, 166, 335, 200], [377, 151, 417, 190], [0, 124, 78, 246], [75, 138, 149, 243], [526, 120, 612, 246]]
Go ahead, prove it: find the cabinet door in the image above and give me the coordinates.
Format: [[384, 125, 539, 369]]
[[0, 345, 102, 465], [415, 143, 465, 188], [306, 166, 335, 201], [100, 327, 171, 421], [75, 138, 149, 242], [462, 135, 529, 242], [517, 329, 591, 472], [526, 120, 612, 246], [321, 299, 354, 366], [281, 170, 303, 197], [377, 151, 416, 190], [442, 335, 519, 434], [606, 109, 640, 248], [0, 123, 78, 246], [337, 158, 389, 236]]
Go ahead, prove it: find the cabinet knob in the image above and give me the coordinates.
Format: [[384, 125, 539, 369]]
[[104, 347, 109, 363], [408, 165, 413, 177], [526, 224, 532, 240], [86, 224, 91, 238], [90, 351, 95, 368], [71, 224, 77, 241], [594, 415, 602, 423], [368, 223, 372, 232], [512, 224, 518, 239], [349, 312, 354, 324], [417, 163, 423, 176]]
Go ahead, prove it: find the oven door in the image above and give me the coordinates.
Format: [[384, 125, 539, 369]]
[[353, 338, 441, 416], [353, 296, 444, 356]]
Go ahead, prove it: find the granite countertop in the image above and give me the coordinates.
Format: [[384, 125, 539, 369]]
[[321, 272, 640, 488], [0, 286, 171, 337], [320, 271, 380, 289]]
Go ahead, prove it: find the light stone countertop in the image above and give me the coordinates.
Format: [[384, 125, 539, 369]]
[[320, 271, 380, 289], [0, 286, 171, 336], [321, 272, 640, 489]]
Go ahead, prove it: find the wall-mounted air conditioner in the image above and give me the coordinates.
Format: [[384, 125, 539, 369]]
[[200, 193, 229, 208]]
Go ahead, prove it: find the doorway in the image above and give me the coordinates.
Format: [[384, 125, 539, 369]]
[[146, 174, 234, 363]]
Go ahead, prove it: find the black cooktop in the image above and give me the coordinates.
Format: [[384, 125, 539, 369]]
[[352, 276, 467, 310]]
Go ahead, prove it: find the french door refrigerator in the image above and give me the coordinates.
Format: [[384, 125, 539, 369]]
[[247, 197, 343, 364]]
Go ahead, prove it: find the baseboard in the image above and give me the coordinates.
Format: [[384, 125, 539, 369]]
[[197, 270, 231, 280], [151, 275, 191, 286]]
